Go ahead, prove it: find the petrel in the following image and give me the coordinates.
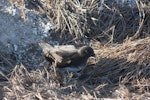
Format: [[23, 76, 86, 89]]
[[39, 42, 95, 72]]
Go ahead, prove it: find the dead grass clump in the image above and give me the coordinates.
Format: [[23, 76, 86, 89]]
[[8, 0, 150, 43], [38, 0, 98, 38], [84, 37, 150, 98], [2, 64, 102, 99], [39, 0, 140, 43], [2, 64, 62, 99], [95, 37, 150, 65], [37, 0, 150, 43], [2, 37, 150, 99]]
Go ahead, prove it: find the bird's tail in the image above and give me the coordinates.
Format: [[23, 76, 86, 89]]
[[38, 41, 54, 53]]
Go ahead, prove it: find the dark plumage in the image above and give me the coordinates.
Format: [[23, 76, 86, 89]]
[[39, 42, 95, 72]]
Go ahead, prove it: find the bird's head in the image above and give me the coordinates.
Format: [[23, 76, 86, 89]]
[[78, 46, 95, 57]]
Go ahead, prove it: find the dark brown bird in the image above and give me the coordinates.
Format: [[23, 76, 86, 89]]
[[39, 42, 95, 72]]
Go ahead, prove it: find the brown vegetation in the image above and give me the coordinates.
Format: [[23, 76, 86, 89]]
[[1, 0, 150, 99]]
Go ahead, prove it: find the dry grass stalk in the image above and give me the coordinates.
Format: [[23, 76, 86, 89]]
[[38, 0, 97, 38], [1, 34, 150, 99], [85, 37, 150, 98], [1, 0, 150, 99], [7, 0, 150, 43]]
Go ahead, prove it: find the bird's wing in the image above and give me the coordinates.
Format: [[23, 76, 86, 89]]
[[50, 52, 63, 63], [39, 42, 80, 67], [55, 51, 79, 64], [54, 45, 77, 52]]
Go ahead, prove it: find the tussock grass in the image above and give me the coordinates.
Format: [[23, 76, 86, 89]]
[[1, 64, 100, 99], [38, 0, 98, 38], [1, 0, 150, 99], [37, 0, 150, 43], [1, 37, 150, 99], [9, 0, 150, 43], [89, 37, 150, 99]]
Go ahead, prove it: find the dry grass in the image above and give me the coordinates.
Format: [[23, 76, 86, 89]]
[[8, 0, 150, 43], [1, 37, 150, 99], [37, 0, 150, 43], [90, 37, 150, 99], [1, 0, 150, 99], [1, 64, 100, 99], [38, 0, 98, 38]]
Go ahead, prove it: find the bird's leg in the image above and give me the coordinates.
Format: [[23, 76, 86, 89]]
[[52, 61, 57, 77], [52, 65, 57, 77], [75, 72, 81, 77], [78, 65, 86, 74]]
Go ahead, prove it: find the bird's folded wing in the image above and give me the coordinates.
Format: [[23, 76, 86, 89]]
[[54, 45, 77, 52], [39, 42, 79, 65], [55, 51, 79, 64], [44, 51, 63, 63]]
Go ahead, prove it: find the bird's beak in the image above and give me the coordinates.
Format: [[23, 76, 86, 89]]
[[92, 53, 96, 57], [91, 53, 96, 57]]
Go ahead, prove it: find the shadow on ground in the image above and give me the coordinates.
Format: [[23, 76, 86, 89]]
[[76, 57, 150, 98]]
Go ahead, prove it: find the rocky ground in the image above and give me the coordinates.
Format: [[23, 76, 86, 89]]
[[0, 0, 59, 74]]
